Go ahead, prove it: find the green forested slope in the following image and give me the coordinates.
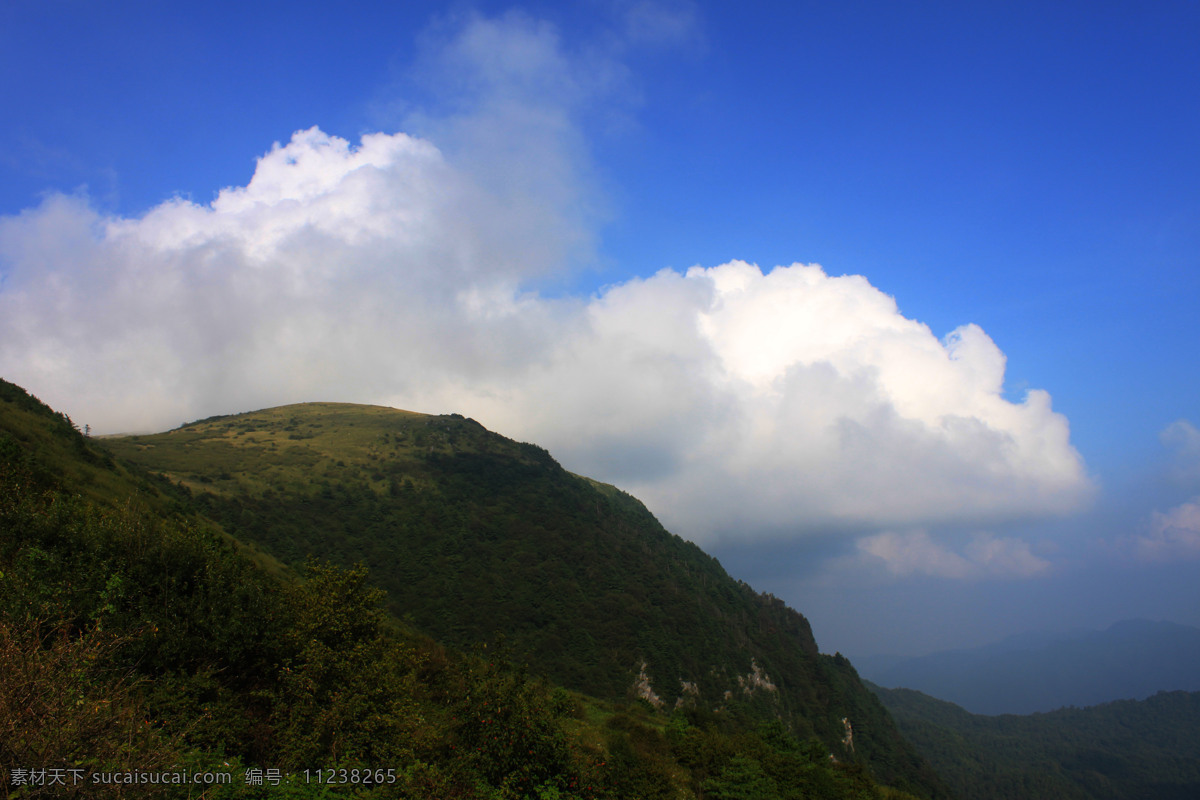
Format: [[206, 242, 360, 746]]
[[104, 402, 943, 795], [870, 682, 1200, 800], [1, 378, 943, 798]]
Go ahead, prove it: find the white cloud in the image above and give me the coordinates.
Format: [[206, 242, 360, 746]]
[[857, 530, 1051, 580], [617, 0, 703, 48], [1161, 419, 1200, 485], [401, 10, 613, 269], [962, 531, 1053, 578], [1129, 499, 1200, 563], [448, 260, 1092, 541], [0, 11, 1092, 545]]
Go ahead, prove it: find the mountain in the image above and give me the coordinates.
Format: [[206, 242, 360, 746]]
[[2, 378, 947, 798], [870, 683, 1200, 800], [854, 620, 1200, 715], [103, 400, 944, 794]]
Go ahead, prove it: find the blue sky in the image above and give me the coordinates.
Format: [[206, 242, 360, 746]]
[[2, 0, 1198, 658]]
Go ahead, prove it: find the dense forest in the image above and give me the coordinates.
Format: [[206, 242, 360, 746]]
[[1, 379, 944, 799], [870, 682, 1200, 800]]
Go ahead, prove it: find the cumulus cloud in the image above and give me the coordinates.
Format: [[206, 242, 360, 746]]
[[1126, 499, 1200, 563], [0, 11, 1092, 545], [447, 260, 1093, 540], [0, 125, 568, 426], [857, 530, 1051, 580]]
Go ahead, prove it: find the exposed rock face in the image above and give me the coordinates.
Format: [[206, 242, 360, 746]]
[[632, 662, 664, 709], [738, 658, 778, 696], [675, 679, 700, 709]]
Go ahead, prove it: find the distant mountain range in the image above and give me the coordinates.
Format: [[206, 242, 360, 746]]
[[855, 619, 1200, 715], [870, 683, 1200, 800]]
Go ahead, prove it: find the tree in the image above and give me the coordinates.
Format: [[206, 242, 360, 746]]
[[273, 561, 428, 769], [0, 618, 185, 798], [702, 756, 782, 800]]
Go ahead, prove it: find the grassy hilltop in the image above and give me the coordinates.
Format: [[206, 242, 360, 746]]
[[107, 403, 922, 766]]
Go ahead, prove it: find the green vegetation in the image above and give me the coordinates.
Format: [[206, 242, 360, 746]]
[[871, 682, 1200, 800], [103, 402, 942, 796], [2, 379, 942, 798]]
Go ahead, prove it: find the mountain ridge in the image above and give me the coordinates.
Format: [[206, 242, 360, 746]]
[[97, 394, 947, 795], [854, 618, 1200, 715], [870, 682, 1200, 800], [106, 403, 829, 699]]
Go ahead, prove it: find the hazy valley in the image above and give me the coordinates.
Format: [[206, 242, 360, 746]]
[[855, 619, 1200, 716]]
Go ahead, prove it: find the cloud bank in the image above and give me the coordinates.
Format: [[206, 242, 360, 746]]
[[0, 13, 1091, 545], [857, 530, 1051, 580]]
